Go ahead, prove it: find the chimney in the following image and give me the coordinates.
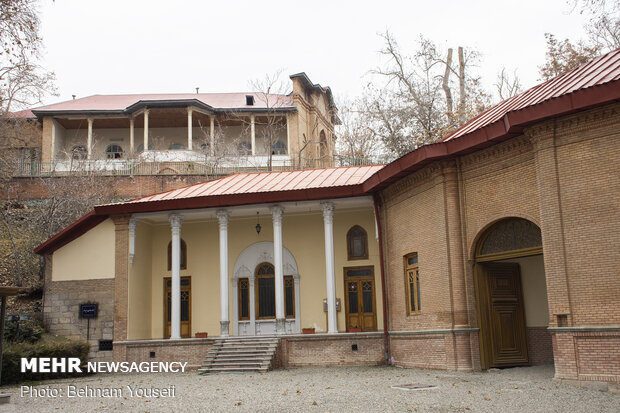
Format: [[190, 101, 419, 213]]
[[72, 95, 76, 100], [196, 87, 199, 94]]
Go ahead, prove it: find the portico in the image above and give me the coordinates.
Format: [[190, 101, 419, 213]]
[[122, 192, 383, 341]]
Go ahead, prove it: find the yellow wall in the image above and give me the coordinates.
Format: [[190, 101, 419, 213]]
[[52, 218, 115, 281], [127, 221, 153, 339], [132, 207, 382, 339]]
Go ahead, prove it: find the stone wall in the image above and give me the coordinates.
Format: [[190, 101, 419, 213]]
[[279, 333, 385, 367], [43, 276, 115, 361]]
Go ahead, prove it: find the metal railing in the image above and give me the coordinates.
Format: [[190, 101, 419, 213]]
[[8, 155, 387, 178]]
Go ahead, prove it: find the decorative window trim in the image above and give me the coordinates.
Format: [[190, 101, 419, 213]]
[[105, 144, 124, 159], [404, 253, 421, 315], [347, 225, 369, 261]]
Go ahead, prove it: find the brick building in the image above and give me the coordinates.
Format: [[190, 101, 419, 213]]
[[35, 50, 619, 389]]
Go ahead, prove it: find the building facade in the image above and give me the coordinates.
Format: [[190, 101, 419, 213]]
[[6, 73, 338, 174], [36, 51, 620, 390]]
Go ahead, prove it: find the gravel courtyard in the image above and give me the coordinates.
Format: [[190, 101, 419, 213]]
[[1, 365, 618, 412]]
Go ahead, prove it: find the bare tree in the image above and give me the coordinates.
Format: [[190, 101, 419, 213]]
[[334, 98, 384, 165], [361, 32, 490, 158], [495, 68, 523, 101], [0, 0, 56, 114]]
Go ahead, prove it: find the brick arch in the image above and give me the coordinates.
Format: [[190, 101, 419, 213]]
[[468, 213, 542, 261]]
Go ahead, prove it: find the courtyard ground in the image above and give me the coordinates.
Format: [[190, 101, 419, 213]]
[[0, 365, 618, 412]]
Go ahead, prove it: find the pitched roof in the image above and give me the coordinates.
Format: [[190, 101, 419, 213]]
[[27, 92, 294, 117], [442, 48, 620, 143], [34, 49, 620, 255]]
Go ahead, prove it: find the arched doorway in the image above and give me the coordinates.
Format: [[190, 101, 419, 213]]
[[232, 242, 300, 335], [474, 218, 552, 369]]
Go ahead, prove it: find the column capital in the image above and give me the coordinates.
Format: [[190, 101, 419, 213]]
[[270, 205, 284, 222], [216, 209, 230, 226], [321, 201, 334, 222], [144, 108, 150, 115], [187, 106, 193, 114], [87, 117, 94, 125], [128, 216, 138, 233], [169, 213, 183, 231]]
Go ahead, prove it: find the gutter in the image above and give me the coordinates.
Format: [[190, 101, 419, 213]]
[[373, 194, 390, 364]]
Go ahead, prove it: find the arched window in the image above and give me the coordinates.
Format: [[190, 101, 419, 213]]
[[249, 262, 295, 320], [347, 225, 368, 260], [169, 143, 185, 150], [71, 145, 87, 160], [319, 130, 327, 158], [105, 144, 124, 159], [137, 144, 144, 153], [271, 141, 287, 155], [167, 239, 187, 271], [237, 141, 252, 155], [477, 218, 542, 259]]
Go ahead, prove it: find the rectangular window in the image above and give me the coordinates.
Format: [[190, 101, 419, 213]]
[[239, 278, 249, 320], [284, 276, 295, 318], [405, 253, 421, 314]]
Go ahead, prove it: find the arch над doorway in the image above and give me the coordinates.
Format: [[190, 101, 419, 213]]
[[473, 217, 552, 369]]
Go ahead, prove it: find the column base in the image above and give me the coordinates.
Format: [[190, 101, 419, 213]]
[[220, 321, 230, 336], [275, 318, 286, 334]]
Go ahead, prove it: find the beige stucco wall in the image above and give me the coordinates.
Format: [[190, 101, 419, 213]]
[[129, 207, 382, 339], [51, 218, 115, 281], [500, 255, 548, 327], [127, 221, 153, 340]]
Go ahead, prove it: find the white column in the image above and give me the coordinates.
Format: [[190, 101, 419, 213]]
[[129, 117, 135, 153], [285, 114, 290, 156], [249, 276, 256, 335], [169, 213, 183, 340], [209, 116, 215, 156], [187, 107, 193, 150], [128, 216, 138, 265], [143, 109, 149, 151], [271, 205, 285, 333], [217, 209, 231, 336], [321, 202, 337, 333], [87, 118, 93, 159], [50, 120, 56, 162], [250, 115, 256, 156]]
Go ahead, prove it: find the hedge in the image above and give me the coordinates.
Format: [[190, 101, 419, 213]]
[[1, 339, 90, 384]]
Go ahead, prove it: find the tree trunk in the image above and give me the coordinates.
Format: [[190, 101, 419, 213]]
[[458, 47, 466, 123], [442, 48, 454, 125]]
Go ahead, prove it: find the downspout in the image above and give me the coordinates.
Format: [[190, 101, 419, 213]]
[[373, 194, 390, 365]]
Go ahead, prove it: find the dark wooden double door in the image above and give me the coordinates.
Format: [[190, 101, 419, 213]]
[[478, 263, 529, 368], [164, 276, 191, 338], [344, 267, 377, 331]]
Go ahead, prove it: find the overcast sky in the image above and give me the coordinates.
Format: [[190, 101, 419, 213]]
[[38, 0, 591, 105]]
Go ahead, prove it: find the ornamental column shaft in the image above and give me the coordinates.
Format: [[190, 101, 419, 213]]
[[129, 117, 135, 153], [271, 205, 285, 332], [169, 214, 183, 339], [250, 115, 256, 156], [187, 107, 193, 150], [217, 209, 231, 336], [143, 109, 150, 151], [87, 118, 93, 159], [321, 202, 337, 333]]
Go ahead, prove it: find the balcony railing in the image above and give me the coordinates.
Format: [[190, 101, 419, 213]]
[[8, 155, 387, 178]]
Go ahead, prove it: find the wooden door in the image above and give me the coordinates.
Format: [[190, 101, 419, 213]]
[[344, 267, 377, 331], [164, 276, 191, 338], [478, 263, 529, 368]]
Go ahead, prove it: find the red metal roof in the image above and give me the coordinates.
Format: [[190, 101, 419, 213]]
[[442, 48, 620, 143], [27, 92, 293, 115]]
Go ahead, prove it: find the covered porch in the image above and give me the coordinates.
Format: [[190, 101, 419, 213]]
[[121, 196, 384, 343]]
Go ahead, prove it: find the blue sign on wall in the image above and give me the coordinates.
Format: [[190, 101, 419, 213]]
[[80, 303, 98, 319]]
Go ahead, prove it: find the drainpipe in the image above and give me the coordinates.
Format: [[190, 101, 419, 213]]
[[373, 194, 390, 364]]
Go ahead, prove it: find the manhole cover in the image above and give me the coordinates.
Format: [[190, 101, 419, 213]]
[[391, 383, 438, 391]]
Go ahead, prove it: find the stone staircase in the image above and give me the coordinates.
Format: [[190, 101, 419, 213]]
[[198, 336, 279, 374]]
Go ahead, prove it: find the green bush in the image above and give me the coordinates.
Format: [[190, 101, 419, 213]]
[[3, 320, 44, 343], [1, 339, 90, 384]]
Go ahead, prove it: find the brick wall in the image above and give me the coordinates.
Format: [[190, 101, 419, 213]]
[[527, 327, 553, 365], [279, 333, 385, 367], [118, 339, 214, 370], [2, 175, 212, 201]]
